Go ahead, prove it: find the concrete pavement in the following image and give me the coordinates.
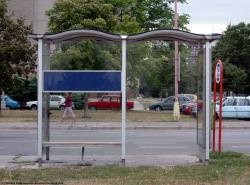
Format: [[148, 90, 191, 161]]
[[0, 154, 199, 169], [0, 120, 250, 130], [1, 120, 249, 169]]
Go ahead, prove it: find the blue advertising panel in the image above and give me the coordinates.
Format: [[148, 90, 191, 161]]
[[44, 71, 121, 92]]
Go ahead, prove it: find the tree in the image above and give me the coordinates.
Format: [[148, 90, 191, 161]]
[[47, 0, 190, 100], [6, 77, 37, 103], [104, 0, 189, 31], [0, 0, 36, 113], [47, 0, 141, 34], [213, 22, 250, 94]]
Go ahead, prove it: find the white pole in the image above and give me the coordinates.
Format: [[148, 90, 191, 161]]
[[173, 0, 180, 120], [121, 35, 127, 164], [205, 41, 211, 160], [37, 38, 43, 163]]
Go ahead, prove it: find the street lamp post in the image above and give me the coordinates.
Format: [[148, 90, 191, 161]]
[[173, 0, 180, 120]]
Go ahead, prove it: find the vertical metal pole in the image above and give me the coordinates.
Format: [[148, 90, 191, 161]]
[[37, 38, 43, 163], [218, 61, 223, 154], [174, 0, 179, 96], [173, 0, 180, 120], [43, 43, 51, 161], [205, 41, 211, 160], [121, 36, 127, 164], [212, 63, 217, 152], [32, 0, 35, 31]]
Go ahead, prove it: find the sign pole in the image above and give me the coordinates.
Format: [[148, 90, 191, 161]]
[[212, 62, 217, 152], [213, 59, 223, 154], [218, 60, 223, 154]]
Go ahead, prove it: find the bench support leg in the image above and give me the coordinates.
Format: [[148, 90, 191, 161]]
[[121, 159, 125, 165], [38, 158, 42, 167], [46, 147, 50, 161], [81, 147, 85, 161]]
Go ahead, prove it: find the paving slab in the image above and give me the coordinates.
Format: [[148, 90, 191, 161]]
[[0, 154, 200, 169]]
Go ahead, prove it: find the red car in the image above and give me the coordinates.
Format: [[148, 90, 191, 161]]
[[88, 95, 134, 110], [183, 101, 203, 115]]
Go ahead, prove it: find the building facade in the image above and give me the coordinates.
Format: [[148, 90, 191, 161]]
[[7, 0, 55, 34]]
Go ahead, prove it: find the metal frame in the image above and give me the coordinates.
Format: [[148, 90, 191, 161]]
[[205, 41, 211, 160], [121, 35, 127, 163], [31, 29, 220, 164], [37, 37, 43, 162]]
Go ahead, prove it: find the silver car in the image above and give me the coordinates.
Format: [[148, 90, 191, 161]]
[[149, 95, 191, 111]]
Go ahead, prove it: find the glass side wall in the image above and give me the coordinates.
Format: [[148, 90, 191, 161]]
[[42, 39, 123, 159], [126, 40, 204, 156]]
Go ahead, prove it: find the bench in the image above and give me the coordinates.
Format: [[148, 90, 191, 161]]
[[42, 141, 121, 161]]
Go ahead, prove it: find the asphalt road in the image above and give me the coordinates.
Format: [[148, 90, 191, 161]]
[[0, 128, 250, 156]]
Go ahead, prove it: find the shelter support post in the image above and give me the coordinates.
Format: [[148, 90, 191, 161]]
[[42, 43, 51, 161], [173, 41, 180, 121], [37, 38, 43, 164], [205, 41, 211, 160], [121, 36, 127, 164]]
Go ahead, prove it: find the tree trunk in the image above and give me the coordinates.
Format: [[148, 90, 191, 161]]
[[0, 90, 3, 116], [0, 97, 1, 116], [83, 93, 89, 118]]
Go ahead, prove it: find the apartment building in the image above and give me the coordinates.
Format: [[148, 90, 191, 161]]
[[7, 0, 55, 34]]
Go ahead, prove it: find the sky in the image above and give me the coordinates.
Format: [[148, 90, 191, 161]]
[[177, 0, 250, 34]]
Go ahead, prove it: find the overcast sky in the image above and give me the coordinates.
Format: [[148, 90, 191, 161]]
[[177, 0, 250, 34]]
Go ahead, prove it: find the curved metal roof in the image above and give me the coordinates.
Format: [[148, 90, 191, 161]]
[[127, 29, 220, 43], [29, 29, 221, 43], [29, 29, 121, 42]]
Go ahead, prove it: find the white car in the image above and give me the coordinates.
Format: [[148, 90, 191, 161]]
[[216, 96, 250, 119], [26, 95, 65, 110]]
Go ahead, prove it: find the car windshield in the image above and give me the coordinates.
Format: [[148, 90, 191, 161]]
[[4, 95, 13, 101], [216, 97, 227, 105]]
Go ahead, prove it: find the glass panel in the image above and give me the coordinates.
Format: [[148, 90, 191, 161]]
[[238, 99, 250, 106], [195, 44, 205, 148]]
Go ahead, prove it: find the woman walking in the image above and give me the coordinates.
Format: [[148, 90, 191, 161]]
[[61, 92, 76, 128]]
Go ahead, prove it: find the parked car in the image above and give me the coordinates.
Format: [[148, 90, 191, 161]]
[[26, 95, 65, 110], [182, 100, 203, 115], [149, 95, 191, 111], [88, 95, 134, 110], [0, 95, 20, 109], [215, 96, 250, 119], [180, 94, 197, 102], [191, 105, 198, 117]]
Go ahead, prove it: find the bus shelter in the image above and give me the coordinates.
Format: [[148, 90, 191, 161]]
[[30, 29, 220, 165]]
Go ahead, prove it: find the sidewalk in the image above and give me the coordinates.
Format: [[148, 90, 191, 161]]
[[0, 120, 250, 129], [0, 154, 199, 169]]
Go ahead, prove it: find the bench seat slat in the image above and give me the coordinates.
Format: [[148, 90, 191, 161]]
[[43, 142, 121, 147]]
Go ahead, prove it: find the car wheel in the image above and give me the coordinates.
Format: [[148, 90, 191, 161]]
[[154, 106, 162, 111], [5, 105, 11, 110], [31, 105, 37, 110], [59, 105, 65, 110], [89, 106, 97, 110], [216, 113, 219, 120]]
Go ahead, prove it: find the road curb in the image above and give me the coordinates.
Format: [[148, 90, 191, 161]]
[[1, 126, 250, 130]]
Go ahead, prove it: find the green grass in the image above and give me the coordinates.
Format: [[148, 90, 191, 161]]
[[0, 110, 195, 122], [1, 152, 250, 185]]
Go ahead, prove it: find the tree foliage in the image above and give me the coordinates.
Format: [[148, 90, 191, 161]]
[[0, 0, 36, 113], [6, 77, 37, 103], [0, 0, 36, 92], [213, 22, 250, 94], [47, 0, 190, 97]]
